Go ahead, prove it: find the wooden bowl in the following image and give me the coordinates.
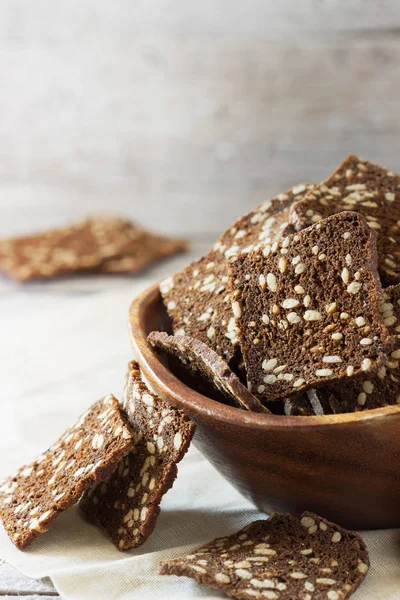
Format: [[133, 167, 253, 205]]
[[129, 283, 400, 530]]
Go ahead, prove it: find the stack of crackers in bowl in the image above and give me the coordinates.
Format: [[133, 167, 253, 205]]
[[3, 154, 400, 599], [157, 155, 400, 418]]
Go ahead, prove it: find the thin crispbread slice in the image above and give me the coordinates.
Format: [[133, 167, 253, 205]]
[[97, 232, 188, 274], [319, 283, 400, 413], [148, 331, 269, 413], [80, 361, 195, 550], [228, 211, 393, 402], [290, 154, 400, 285], [284, 389, 332, 416], [0, 216, 144, 281], [0, 395, 134, 550], [159, 511, 369, 600], [160, 184, 313, 363]]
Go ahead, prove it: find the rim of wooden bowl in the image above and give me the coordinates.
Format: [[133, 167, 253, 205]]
[[129, 283, 400, 431]]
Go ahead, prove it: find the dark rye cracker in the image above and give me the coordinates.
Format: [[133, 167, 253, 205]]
[[80, 361, 195, 550], [160, 511, 369, 600], [0, 216, 143, 281], [96, 231, 188, 274], [161, 184, 313, 363], [0, 395, 134, 550], [228, 212, 392, 402], [319, 283, 400, 413], [290, 154, 400, 285], [148, 331, 269, 413]]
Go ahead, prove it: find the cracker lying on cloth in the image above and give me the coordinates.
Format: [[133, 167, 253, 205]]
[[148, 331, 269, 413], [228, 212, 392, 402], [290, 155, 400, 285], [0, 395, 134, 550], [80, 361, 195, 550], [160, 184, 313, 363], [160, 511, 369, 600]]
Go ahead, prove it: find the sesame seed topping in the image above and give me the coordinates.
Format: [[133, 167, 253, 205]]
[[278, 256, 287, 273], [295, 263, 306, 275], [301, 516, 315, 528], [363, 380, 374, 394], [266, 273, 277, 292], [326, 302, 337, 314], [287, 312, 301, 324], [384, 316, 397, 327], [322, 355, 342, 364], [358, 562, 369, 574], [315, 369, 333, 377], [262, 358, 278, 371], [357, 393, 367, 406], [304, 310, 322, 321], [360, 338, 373, 346], [332, 333, 343, 340], [292, 184, 306, 195], [347, 281, 362, 294], [341, 268, 350, 284], [281, 298, 299, 309], [232, 301, 242, 319], [293, 378, 305, 388]]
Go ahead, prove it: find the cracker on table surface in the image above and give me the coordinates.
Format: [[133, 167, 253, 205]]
[[0, 395, 134, 550], [80, 361, 195, 550], [160, 511, 369, 600]]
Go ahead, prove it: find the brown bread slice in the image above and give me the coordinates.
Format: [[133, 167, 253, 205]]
[[96, 231, 188, 274], [0, 216, 143, 281], [148, 332, 269, 413], [228, 211, 392, 402], [80, 361, 195, 550], [160, 184, 313, 363], [160, 511, 369, 600], [290, 154, 400, 285], [0, 395, 134, 550], [317, 283, 400, 413]]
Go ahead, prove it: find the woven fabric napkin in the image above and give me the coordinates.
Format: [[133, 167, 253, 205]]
[[0, 286, 398, 599]]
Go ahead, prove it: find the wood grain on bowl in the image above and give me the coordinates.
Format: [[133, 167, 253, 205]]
[[129, 283, 400, 530]]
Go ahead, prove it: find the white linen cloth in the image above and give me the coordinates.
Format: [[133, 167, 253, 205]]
[[0, 280, 398, 600]]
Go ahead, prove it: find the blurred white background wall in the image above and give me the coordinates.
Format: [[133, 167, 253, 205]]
[[0, 0, 399, 239]]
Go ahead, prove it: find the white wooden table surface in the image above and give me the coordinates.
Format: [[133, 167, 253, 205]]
[[1, 1, 400, 597]]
